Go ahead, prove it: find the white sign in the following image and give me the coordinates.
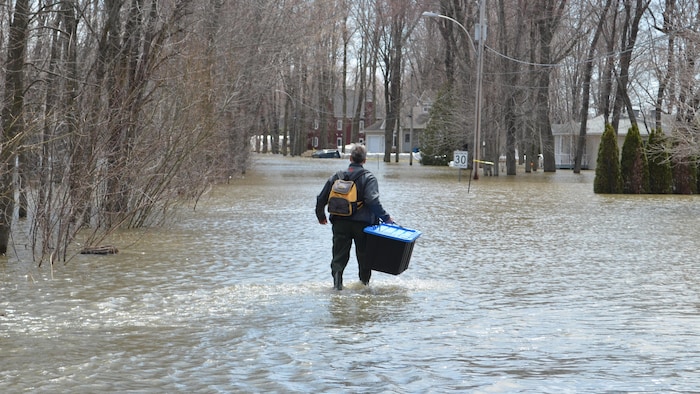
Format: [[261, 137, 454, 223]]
[[453, 150, 469, 169]]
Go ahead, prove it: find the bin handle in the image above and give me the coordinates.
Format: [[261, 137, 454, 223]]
[[379, 218, 401, 228]]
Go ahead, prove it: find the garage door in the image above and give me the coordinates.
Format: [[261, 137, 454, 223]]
[[367, 135, 384, 153]]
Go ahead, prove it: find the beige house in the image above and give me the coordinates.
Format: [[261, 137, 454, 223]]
[[363, 94, 432, 154]]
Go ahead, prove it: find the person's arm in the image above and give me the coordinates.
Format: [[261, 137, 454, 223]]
[[315, 177, 333, 224], [362, 173, 393, 223]]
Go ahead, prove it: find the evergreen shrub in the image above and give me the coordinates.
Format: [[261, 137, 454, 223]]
[[421, 88, 461, 166], [646, 128, 673, 194], [594, 123, 623, 193], [620, 124, 649, 194]]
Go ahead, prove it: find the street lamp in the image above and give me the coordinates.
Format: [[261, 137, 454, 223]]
[[422, 8, 486, 179]]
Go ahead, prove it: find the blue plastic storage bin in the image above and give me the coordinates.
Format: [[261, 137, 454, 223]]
[[364, 224, 422, 275]]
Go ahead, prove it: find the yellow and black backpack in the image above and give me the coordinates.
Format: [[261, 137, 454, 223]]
[[327, 170, 366, 216]]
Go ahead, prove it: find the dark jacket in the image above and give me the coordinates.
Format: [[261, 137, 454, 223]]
[[316, 163, 390, 224]]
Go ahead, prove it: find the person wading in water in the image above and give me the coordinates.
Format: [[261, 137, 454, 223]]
[[315, 145, 393, 290]]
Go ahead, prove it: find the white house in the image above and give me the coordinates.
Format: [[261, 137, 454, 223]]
[[552, 113, 669, 170]]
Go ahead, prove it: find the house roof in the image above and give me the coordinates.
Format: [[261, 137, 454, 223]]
[[332, 90, 365, 118], [364, 119, 384, 131], [552, 114, 673, 136], [362, 92, 433, 134]]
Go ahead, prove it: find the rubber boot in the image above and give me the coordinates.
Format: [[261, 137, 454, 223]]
[[333, 272, 343, 291], [359, 270, 371, 286]]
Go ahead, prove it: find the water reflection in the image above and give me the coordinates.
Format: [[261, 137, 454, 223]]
[[2, 154, 699, 392]]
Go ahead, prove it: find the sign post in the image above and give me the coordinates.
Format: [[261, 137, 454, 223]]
[[453, 150, 469, 181]]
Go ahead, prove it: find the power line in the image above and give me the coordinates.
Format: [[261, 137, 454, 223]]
[[482, 19, 699, 69]]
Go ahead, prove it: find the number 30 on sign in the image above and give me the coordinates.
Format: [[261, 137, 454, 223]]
[[453, 150, 469, 169]]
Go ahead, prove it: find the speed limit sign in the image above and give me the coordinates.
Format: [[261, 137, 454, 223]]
[[453, 150, 469, 169]]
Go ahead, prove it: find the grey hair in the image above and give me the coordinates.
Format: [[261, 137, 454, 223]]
[[350, 145, 367, 164]]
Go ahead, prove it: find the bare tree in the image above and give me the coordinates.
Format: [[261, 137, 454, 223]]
[[375, 0, 421, 163], [530, 0, 568, 172], [0, 0, 30, 255], [651, 0, 676, 129], [497, 0, 527, 175], [575, 0, 613, 173], [664, 1, 700, 164], [611, 0, 652, 130]]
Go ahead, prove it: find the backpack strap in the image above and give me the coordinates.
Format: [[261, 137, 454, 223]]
[[348, 169, 367, 209]]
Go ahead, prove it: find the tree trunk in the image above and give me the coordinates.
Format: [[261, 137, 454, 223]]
[[342, 15, 349, 153], [498, 0, 525, 175], [534, 0, 566, 173], [655, 0, 675, 129], [612, 0, 650, 130], [0, 0, 30, 254], [383, 15, 405, 163], [600, 5, 618, 125], [575, 0, 612, 174], [351, 44, 366, 145]]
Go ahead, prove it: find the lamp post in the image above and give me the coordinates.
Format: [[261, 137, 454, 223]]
[[423, 7, 486, 179]]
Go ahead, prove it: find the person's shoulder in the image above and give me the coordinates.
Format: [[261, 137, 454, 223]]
[[327, 171, 342, 182], [359, 168, 376, 182]]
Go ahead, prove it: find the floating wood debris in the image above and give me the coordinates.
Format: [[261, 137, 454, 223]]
[[80, 245, 119, 255]]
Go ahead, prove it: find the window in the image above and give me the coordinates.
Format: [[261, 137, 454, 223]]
[[312, 137, 319, 148], [337, 120, 343, 131], [404, 133, 411, 143], [359, 120, 365, 130], [313, 119, 319, 130], [336, 137, 343, 147]]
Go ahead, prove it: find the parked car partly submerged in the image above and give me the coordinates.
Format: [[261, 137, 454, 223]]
[[312, 149, 341, 158]]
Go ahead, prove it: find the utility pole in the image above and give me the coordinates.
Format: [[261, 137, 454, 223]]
[[473, 0, 487, 179]]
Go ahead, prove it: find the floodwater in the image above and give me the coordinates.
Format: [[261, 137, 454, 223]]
[[2, 154, 699, 393]]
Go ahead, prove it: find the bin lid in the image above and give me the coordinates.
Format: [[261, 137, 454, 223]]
[[364, 224, 422, 242]]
